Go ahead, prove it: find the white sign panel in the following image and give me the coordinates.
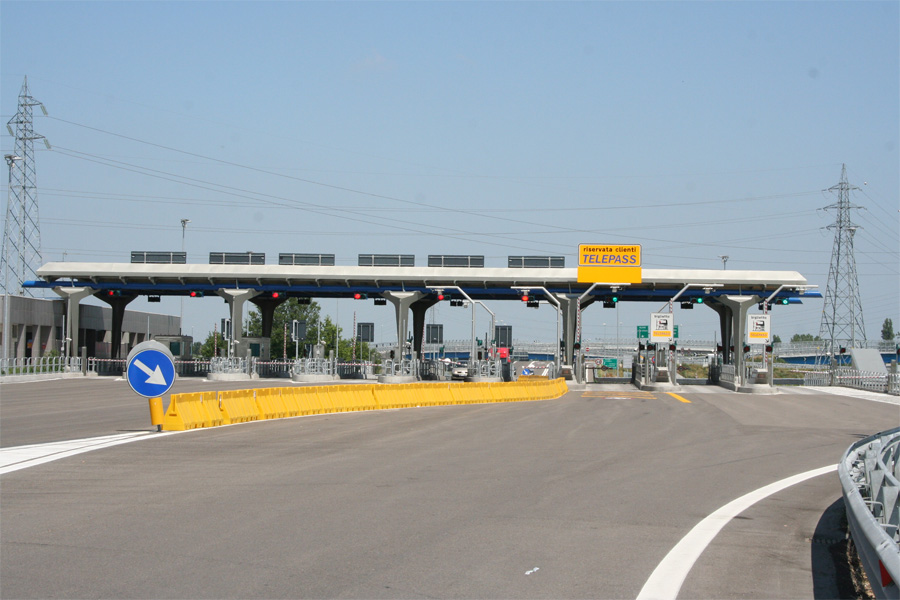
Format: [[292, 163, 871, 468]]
[[747, 314, 771, 345], [650, 312, 674, 343]]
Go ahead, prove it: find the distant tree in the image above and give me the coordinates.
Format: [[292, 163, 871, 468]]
[[198, 331, 227, 358], [244, 299, 372, 361], [772, 334, 782, 344], [882, 318, 894, 341], [790, 333, 822, 342]]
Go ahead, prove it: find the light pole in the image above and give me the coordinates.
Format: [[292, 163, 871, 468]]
[[3, 155, 22, 362], [179, 219, 190, 335], [719, 255, 729, 270]]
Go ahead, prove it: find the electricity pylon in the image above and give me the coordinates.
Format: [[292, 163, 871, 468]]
[[818, 164, 866, 351], [2, 76, 49, 297]]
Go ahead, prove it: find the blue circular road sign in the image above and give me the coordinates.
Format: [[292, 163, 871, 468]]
[[125, 341, 176, 398]]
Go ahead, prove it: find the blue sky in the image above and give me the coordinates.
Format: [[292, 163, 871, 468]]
[[2, 1, 898, 346]]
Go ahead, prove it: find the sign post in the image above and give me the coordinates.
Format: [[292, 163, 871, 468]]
[[126, 341, 176, 431]]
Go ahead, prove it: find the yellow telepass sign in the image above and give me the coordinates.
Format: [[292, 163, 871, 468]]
[[577, 244, 642, 283]]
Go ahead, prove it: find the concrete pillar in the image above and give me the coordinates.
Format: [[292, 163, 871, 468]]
[[557, 295, 599, 369], [249, 295, 288, 338], [16, 326, 27, 359], [708, 302, 732, 364], [381, 291, 424, 359], [716, 295, 760, 386], [410, 297, 439, 356], [30, 325, 41, 358], [45, 321, 57, 355], [54, 287, 94, 358], [96, 293, 137, 359], [216, 289, 262, 355]]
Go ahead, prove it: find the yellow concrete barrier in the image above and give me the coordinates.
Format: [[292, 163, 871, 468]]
[[217, 389, 259, 424], [158, 379, 567, 431], [163, 392, 224, 430], [256, 388, 288, 420]]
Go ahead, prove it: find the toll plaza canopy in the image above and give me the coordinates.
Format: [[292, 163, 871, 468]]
[[26, 261, 820, 368]]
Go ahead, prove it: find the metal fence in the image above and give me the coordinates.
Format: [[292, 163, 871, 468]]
[[833, 367, 900, 396], [719, 364, 736, 384], [209, 357, 250, 375], [838, 427, 900, 599], [0, 356, 83, 377]]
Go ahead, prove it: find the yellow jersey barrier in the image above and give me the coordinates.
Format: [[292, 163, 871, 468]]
[[159, 378, 568, 431]]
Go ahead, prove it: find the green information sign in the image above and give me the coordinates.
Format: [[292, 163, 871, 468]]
[[601, 358, 618, 369]]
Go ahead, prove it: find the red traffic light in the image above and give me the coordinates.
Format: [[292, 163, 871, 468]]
[[353, 292, 368, 300], [189, 291, 204, 298], [437, 293, 445, 301], [520, 295, 529, 302], [271, 292, 280, 299]]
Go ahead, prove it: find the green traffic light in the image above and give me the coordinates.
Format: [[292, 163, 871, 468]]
[[611, 296, 618, 303], [694, 297, 704, 304]]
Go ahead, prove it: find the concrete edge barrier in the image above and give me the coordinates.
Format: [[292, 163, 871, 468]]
[[839, 426, 900, 600], [161, 378, 569, 431]]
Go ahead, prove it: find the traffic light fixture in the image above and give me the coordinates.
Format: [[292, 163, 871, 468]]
[[602, 295, 618, 308], [353, 292, 368, 300], [189, 291, 204, 298]]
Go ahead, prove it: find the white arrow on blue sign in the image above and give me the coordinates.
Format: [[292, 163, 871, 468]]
[[126, 341, 176, 398]]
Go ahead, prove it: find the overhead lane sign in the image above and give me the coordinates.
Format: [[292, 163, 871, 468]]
[[577, 244, 642, 284]]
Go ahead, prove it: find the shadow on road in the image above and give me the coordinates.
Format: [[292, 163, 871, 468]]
[[811, 497, 873, 600]]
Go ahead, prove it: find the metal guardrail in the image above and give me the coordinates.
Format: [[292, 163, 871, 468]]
[[839, 427, 900, 599], [0, 356, 83, 377]]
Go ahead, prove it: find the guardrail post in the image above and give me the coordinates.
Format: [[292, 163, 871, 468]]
[[80, 346, 87, 375]]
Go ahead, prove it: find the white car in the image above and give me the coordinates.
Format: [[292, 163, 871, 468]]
[[451, 364, 469, 380]]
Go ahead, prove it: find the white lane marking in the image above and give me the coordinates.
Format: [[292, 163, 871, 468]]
[[0, 431, 178, 475], [636, 464, 837, 600]]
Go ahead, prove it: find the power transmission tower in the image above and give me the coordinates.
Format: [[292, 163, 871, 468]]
[[2, 76, 49, 296], [818, 164, 866, 351]]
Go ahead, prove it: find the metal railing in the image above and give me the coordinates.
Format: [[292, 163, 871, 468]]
[[802, 371, 830, 386], [381, 359, 416, 377], [832, 367, 900, 396], [0, 356, 83, 377], [719, 364, 736, 384], [839, 427, 900, 599], [209, 357, 249, 375], [291, 357, 335, 377], [475, 359, 502, 379]]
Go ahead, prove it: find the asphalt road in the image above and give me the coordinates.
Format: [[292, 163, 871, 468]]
[[1, 378, 896, 599]]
